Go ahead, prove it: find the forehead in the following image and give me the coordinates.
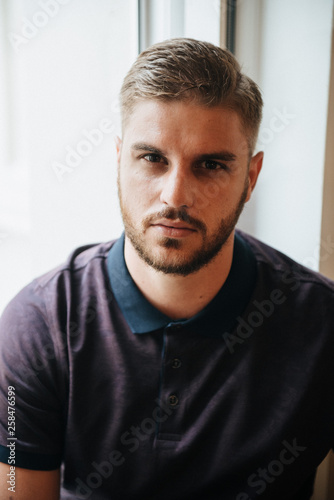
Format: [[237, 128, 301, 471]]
[[122, 99, 249, 158]]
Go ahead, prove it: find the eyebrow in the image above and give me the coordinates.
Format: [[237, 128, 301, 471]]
[[131, 143, 166, 156], [196, 152, 237, 162], [131, 142, 237, 161]]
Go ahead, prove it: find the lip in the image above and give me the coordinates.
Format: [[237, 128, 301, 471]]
[[153, 219, 196, 230], [151, 220, 196, 238]]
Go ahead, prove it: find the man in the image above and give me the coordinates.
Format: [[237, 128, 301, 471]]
[[0, 38, 333, 500]]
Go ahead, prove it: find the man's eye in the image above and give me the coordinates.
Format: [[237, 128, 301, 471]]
[[143, 154, 163, 163], [203, 160, 227, 171]]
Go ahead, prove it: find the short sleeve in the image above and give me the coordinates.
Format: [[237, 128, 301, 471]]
[[0, 281, 68, 470]]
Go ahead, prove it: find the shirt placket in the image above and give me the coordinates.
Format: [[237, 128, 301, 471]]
[[155, 322, 186, 443]]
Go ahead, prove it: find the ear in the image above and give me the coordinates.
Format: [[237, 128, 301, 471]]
[[245, 151, 263, 202], [114, 136, 122, 166]]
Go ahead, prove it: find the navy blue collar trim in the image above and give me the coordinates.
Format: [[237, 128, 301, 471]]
[[107, 231, 257, 338]]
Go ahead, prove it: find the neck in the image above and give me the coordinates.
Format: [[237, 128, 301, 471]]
[[124, 234, 235, 320]]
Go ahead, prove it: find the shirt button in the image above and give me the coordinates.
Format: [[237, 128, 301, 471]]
[[169, 394, 179, 406], [172, 358, 182, 369]]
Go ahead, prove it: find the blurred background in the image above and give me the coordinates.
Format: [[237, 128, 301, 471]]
[[0, 0, 334, 496]]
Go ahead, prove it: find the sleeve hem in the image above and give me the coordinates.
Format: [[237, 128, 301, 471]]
[[0, 444, 61, 471]]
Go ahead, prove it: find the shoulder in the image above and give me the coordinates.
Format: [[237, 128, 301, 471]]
[[0, 239, 119, 390], [22, 239, 116, 306], [36, 240, 115, 289], [0, 240, 117, 342], [237, 229, 334, 294]]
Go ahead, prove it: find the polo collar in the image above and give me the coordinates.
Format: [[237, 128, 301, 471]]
[[107, 231, 257, 338]]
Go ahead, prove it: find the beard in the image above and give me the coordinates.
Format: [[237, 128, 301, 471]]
[[118, 178, 249, 277]]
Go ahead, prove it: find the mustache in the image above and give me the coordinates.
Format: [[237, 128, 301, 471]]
[[143, 207, 206, 233]]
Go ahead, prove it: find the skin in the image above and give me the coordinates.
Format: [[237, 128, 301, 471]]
[[117, 99, 263, 319], [0, 463, 60, 499]]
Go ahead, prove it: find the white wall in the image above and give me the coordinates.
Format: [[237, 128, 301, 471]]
[[237, 0, 333, 270], [0, 0, 138, 311], [184, 0, 220, 45], [140, 0, 220, 49]]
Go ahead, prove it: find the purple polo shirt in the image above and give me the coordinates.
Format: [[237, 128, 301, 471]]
[[0, 230, 334, 499]]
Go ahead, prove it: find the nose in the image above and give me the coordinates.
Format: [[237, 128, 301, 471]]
[[159, 164, 195, 209]]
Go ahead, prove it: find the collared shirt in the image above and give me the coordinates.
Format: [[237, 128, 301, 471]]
[[0, 230, 334, 499], [107, 231, 257, 336]]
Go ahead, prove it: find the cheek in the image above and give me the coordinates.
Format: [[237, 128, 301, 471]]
[[120, 171, 158, 214], [193, 179, 239, 216]]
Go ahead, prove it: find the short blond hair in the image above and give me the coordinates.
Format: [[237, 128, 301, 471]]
[[120, 38, 263, 154]]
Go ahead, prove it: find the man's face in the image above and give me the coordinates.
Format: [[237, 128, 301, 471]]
[[116, 99, 262, 276]]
